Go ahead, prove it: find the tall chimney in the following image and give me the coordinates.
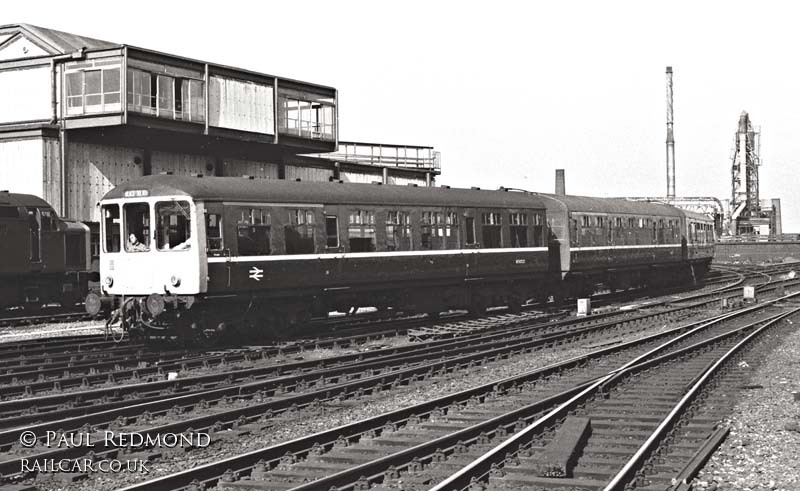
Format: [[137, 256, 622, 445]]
[[555, 169, 566, 195], [666, 66, 676, 200]]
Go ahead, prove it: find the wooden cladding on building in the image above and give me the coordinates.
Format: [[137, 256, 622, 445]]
[[66, 142, 144, 222]]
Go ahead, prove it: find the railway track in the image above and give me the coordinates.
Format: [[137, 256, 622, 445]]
[[0, 273, 793, 490], [102, 292, 800, 491], [0, 263, 792, 490]]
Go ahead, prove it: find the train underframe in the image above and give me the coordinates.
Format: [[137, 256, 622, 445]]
[[97, 258, 711, 346], [0, 272, 90, 310]]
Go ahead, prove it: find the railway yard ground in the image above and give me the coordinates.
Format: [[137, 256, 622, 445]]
[[0, 263, 798, 491]]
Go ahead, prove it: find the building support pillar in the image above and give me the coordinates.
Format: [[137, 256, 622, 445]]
[[59, 128, 67, 217]]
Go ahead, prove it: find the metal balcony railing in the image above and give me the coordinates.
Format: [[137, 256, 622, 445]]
[[310, 141, 441, 172]]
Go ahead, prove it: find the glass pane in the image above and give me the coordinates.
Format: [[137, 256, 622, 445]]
[[103, 205, 120, 253], [103, 68, 120, 93], [206, 213, 223, 251], [123, 203, 150, 252], [84, 71, 101, 95], [156, 201, 191, 251], [66, 72, 82, 96], [325, 216, 339, 248], [157, 75, 174, 117]]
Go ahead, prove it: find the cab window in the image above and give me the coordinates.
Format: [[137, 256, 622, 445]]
[[156, 201, 191, 251], [124, 203, 150, 252], [102, 204, 121, 252]]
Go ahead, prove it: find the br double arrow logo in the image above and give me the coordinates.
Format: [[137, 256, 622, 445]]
[[249, 266, 264, 281]]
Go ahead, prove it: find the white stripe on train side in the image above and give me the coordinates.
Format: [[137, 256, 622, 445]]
[[207, 246, 549, 263], [571, 244, 684, 251]]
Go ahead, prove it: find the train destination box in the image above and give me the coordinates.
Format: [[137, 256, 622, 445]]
[[577, 298, 592, 317], [743, 285, 756, 302]]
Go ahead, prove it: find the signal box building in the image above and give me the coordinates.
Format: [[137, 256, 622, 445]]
[[0, 24, 439, 226]]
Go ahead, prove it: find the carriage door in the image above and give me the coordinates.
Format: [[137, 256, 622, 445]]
[[26, 207, 42, 264], [204, 203, 229, 289]]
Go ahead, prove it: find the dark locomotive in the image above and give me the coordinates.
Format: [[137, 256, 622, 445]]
[[90, 175, 714, 344], [0, 191, 93, 309]]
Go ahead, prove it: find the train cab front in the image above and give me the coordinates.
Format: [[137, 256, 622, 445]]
[[93, 191, 207, 343]]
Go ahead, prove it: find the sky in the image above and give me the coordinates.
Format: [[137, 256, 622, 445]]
[[6, 1, 800, 231]]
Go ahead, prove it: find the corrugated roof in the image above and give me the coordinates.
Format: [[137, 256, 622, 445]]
[[102, 176, 547, 210], [0, 24, 334, 91], [0, 23, 120, 54]]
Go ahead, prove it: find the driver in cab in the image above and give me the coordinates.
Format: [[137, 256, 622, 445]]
[[127, 233, 149, 252]]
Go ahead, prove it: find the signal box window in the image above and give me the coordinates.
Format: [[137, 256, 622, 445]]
[[102, 205, 121, 252], [325, 216, 339, 248], [124, 203, 151, 252], [238, 208, 270, 256], [286, 209, 315, 254], [348, 210, 375, 252], [445, 212, 459, 248], [509, 213, 528, 247], [386, 211, 412, 251], [156, 201, 191, 251], [65, 67, 121, 115], [206, 213, 223, 253], [465, 217, 476, 246], [481, 212, 502, 248]]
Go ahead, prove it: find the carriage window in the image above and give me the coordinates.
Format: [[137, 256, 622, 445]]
[[348, 209, 375, 252], [533, 213, 544, 247], [238, 208, 270, 255], [445, 212, 459, 248], [420, 212, 444, 250], [285, 209, 315, 254], [325, 215, 339, 248], [509, 212, 528, 247], [124, 202, 151, 252], [206, 213, 223, 252], [155, 201, 191, 251], [386, 211, 412, 251], [481, 212, 502, 248], [102, 204, 121, 252], [465, 217, 476, 246]]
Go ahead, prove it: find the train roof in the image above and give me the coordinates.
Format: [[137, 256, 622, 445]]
[[0, 191, 53, 209], [102, 176, 548, 210], [682, 208, 715, 222], [537, 193, 685, 217]]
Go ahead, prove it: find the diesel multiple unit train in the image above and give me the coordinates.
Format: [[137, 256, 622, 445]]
[[87, 175, 715, 344], [0, 191, 93, 309]]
